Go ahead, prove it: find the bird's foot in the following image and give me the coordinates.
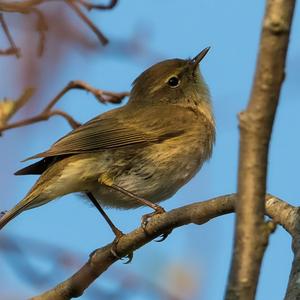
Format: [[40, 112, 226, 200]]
[[0, 211, 7, 219], [110, 229, 133, 264], [141, 205, 171, 241]]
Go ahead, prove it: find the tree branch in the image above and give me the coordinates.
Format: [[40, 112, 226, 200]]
[[0, 88, 35, 130], [0, 13, 20, 57], [225, 1, 296, 299], [0, 0, 119, 56], [65, 0, 109, 45], [0, 81, 129, 133], [31, 194, 296, 300]]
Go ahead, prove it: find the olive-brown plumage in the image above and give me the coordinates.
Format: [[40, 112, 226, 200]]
[[0, 48, 215, 230]]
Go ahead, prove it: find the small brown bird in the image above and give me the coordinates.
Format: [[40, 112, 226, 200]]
[[0, 48, 215, 233]]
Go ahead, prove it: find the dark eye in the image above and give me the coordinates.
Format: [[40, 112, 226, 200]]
[[168, 76, 180, 87]]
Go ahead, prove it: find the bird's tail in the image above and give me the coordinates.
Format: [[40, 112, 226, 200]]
[[0, 194, 38, 231]]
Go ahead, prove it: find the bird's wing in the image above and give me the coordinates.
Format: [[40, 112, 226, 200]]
[[24, 112, 184, 160]]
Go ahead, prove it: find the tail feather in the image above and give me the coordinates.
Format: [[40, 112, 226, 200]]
[[0, 196, 37, 230]]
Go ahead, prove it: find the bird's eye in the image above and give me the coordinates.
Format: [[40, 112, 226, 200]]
[[167, 76, 180, 88]]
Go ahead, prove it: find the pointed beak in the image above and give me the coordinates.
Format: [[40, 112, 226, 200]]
[[191, 47, 210, 70]]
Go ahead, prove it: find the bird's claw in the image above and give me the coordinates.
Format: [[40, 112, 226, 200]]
[[141, 206, 165, 229], [154, 229, 173, 242], [110, 235, 134, 264], [0, 211, 7, 219], [141, 206, 169, 241]]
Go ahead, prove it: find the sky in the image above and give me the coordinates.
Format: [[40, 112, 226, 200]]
[[0, 1, 300, 299]]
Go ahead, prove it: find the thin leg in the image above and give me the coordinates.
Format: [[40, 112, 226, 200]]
[[86, 192, 133, 263], [110, 183, 165, 214], [109, 184, 170, 241], [86, 192, 123, 238], [98, 176, 169, 241]]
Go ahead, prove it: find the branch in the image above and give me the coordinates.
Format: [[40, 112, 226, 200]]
[[0, 13, 20, 57], [225, 1, 296, 299], [0, 81, 129, 133], [31, 194, 296, 300], [65, 0, 109, 45], [31, 7, 48, 56], [0, 88, 35, 131], [0, 0, 119, 56]]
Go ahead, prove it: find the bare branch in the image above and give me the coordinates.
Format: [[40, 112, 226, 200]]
[[0, 109, 81, 132], [65, 0, 108, 45], [43, 80, 130, 112], [0, 0, 43, 13], [225, 1, 296, 299], [31, 8, 48, 56], [31, 194, 296, 300], [0, 13, 20, 57], [0, 81, 129, 134], [0, 0, 120, 56], [0, 88, 35, 130]]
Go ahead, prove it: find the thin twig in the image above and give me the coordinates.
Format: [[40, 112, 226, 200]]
[[0, 0, 43, 13], [0, 13, 20, 57], [225, 1, 296, 299], [0, 81, 129, 133], [31, 194, 296, 300], [31, 8, 48, 56], [43, 80, 129, 112], [0, 0, 119, 56], [65, 0, 109, 45], [0, 88, 35, 129], [0, 110, 81, 132]]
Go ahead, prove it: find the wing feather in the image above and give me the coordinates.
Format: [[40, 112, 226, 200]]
[[24, 113, 184, 160]]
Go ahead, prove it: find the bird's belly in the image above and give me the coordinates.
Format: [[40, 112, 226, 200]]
[[92, 137, 206, 209]]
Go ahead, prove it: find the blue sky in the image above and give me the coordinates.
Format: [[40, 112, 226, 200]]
[[0, 1, 299, 299]]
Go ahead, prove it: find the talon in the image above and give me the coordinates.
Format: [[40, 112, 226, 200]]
[[155, 230, 172, 242], [141, 206, 166, 229], [0, 211, 7, 219], [110, 234, 134, 264], [141, 206, 166, 238], [124, 252, 134, 264]]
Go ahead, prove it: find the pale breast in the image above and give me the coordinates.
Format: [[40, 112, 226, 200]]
[[93, 122, 214, 209]]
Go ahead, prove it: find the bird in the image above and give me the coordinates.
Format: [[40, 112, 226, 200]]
[[0, 47, 215, 236]]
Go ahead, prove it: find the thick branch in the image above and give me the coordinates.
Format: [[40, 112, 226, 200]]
[[283, 205, 300, 300], [32, 194, 296, 300], [225, 1, 296, 299]]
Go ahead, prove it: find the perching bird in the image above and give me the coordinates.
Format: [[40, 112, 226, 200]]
[[0, 47, 215, 233]]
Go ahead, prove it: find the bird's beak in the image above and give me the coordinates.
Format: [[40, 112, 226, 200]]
[[191, 47, 210, 70]]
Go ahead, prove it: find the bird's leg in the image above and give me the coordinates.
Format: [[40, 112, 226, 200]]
[[99, 175, 170, 241], [85, 192, 133, 263], [86, 192, 123, 238]]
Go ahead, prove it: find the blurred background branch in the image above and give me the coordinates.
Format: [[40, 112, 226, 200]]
[[0, 0, 119, 57], [0, 81, 129, 133], [0, 87, 35, 129]]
